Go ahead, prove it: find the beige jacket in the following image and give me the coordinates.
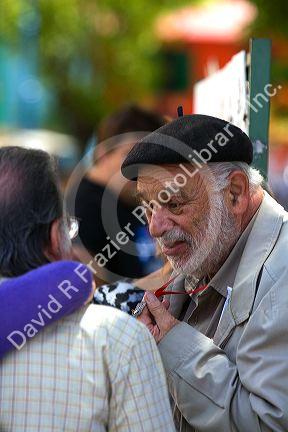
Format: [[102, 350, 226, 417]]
[[159, 193, 288, 432]]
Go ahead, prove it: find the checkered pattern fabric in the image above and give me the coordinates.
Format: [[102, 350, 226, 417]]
[[0, 304, 175, 431]]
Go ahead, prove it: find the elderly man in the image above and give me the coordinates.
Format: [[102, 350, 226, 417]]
[[121, 114, 288, 432], [0, 146, 175, 431]]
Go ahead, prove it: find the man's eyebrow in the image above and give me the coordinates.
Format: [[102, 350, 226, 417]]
[[166, 189, 190, 200], [179, 189, 190, 200], [135, 191, 147, 203], [135, 188, 190, 204]]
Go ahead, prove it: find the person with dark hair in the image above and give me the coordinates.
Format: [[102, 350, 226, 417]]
[[0, 146, 71, 276], [97, 104, 168, 145], [0, 146, 175, 432], [75, 105, 167, 284]]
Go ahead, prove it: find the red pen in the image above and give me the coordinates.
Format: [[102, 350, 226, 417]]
[[132, 275, 208, 317], [154, 275, 178, 297], [154, 276, 207, 297]]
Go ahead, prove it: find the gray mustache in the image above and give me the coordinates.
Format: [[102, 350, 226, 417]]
[[158, 229, 193, 247]]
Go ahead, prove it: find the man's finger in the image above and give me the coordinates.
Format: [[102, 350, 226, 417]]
[[162, 298, 170, 310], [137, 305, 154, 326], [144, 292, 170, 322]]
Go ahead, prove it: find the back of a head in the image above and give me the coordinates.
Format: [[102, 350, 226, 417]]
[[98, 104, 167, 143], [0, 146, 62, 277]]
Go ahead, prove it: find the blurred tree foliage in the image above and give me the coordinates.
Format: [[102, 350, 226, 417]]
[[249, 0, 288, 38], [249, 0, 288, 116], [2, 0, 288, 140], [0, 0, 191, 143]]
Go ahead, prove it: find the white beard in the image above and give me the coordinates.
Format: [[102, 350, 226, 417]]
[[157, 193, 241, 280]]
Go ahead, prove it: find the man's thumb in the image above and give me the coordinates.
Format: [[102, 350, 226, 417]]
[[144, 292, 167, 320]]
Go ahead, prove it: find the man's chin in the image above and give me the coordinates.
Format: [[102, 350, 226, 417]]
[[167, 256, 192, 274]]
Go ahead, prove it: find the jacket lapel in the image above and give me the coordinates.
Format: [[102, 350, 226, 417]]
[[213, 193, 285, 346]]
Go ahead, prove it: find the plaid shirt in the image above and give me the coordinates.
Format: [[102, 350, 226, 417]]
[[0, 304, 175, 431]]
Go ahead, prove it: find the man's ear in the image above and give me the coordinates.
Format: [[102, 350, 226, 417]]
[[225, 171, 249, 216], [44, 219, 62, 261]]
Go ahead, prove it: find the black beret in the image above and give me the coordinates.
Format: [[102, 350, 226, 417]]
[[121, 114, 253, 180]]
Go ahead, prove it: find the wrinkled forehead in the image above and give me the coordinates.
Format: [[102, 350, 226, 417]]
[[137, 164, 200, 184], [138, 164, 193, 182], [137, 163, 205, 197]]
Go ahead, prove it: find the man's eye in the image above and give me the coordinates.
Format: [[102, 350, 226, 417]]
[[169, 202, 179, 209], [168, 202, 182, 213], [142, 201, 154, 212]]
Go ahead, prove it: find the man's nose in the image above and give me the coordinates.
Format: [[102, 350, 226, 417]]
[[148, 208, 174, 238]]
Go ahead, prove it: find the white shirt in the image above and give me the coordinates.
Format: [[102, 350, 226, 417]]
[[0, 304, 175, 431]]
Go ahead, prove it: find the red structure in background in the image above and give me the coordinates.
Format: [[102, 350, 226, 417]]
[[154, 0, 257, 116], [154, 0, 288, 207]]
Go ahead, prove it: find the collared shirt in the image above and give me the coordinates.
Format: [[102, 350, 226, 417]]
[[0, 304, 175, 432], [180, 211, 258, 338]]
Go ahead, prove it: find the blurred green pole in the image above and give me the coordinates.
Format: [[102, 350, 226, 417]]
[[248, 38, 272, 180], [0, 45, 6, 124]]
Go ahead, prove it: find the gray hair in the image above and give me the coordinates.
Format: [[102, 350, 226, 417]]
[[205, 162, 263, 195]]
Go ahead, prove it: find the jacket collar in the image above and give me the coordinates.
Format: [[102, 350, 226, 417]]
[[209, 210, 257, 299], [213, 192, 285, 345]]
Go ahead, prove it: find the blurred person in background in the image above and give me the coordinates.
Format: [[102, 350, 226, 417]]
[[0, 146, 175, 432], [75, 105, 167, 285]]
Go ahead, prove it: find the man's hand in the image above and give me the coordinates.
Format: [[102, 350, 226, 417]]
[[137, 291, 179, 343]]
